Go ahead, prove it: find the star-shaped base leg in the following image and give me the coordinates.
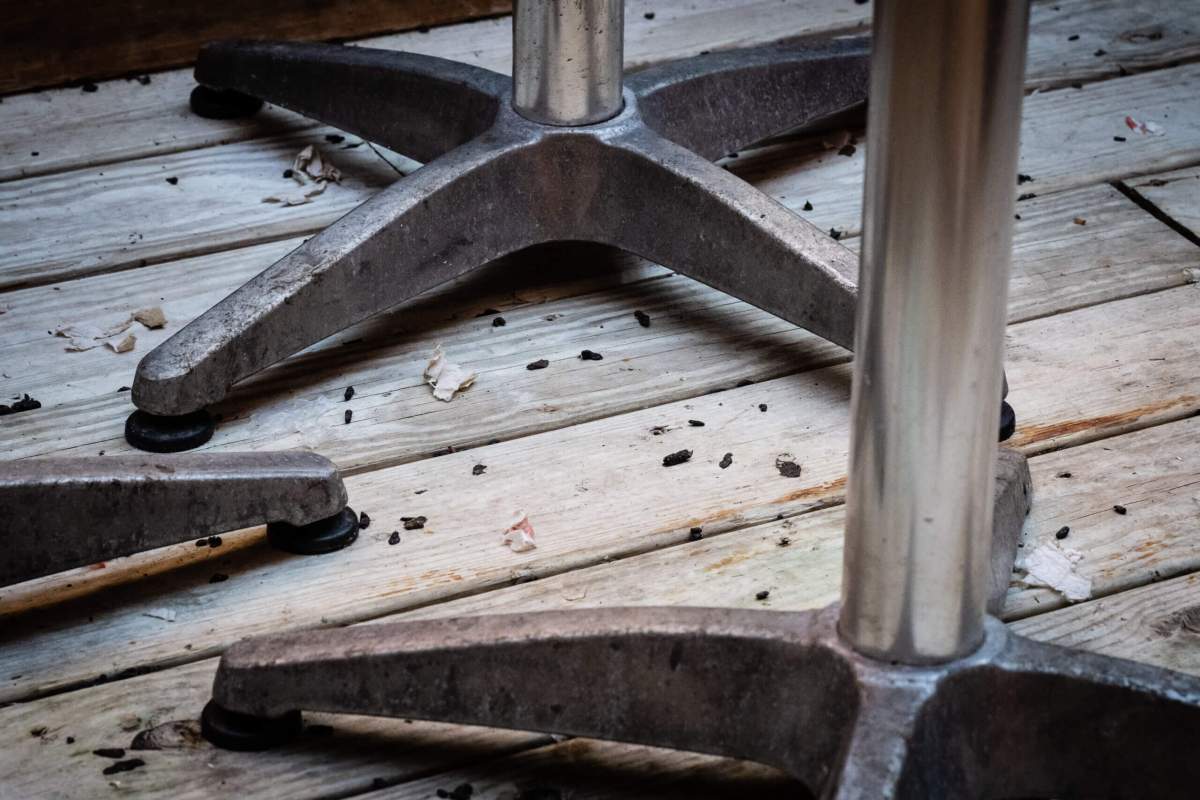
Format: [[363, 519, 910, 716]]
[[199, 602, 1200, 797], [127, 37, 873, 427], [127, 35, 1017, 449], [0, 451, 356, 587]]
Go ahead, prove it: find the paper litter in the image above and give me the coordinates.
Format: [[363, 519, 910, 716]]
[[1124, 115, 1164, 136], [54, 307, 166, 352], [133, 306, 167, 329], [106, 333, 137, 353], [292, 144, 342, 183], [1015, 541, 1092, 602], [424, 345, 477, 401], [263, 145, 343, 206], [501, 510, 537, 553]]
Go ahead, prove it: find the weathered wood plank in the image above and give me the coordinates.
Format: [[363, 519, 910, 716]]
[[3, 181, 1196, 474], [1023, 0, 1200, 91], [0, 0, 873, 183], [0, 126, 401, 291], [4, 0, 1196, 185], [736, 58, 1200, 241], [1122, 166, 1200, 243], [1011, 570, 1200, 675], [1004, 418, 1200, 618], [3, 283, 1200, 704], [0, 0, 511, 96], [383, 739, 799, 800], [377, 416, 1200, 623], [2, 419, 1197, 798], [5, 57, 1197, 293]]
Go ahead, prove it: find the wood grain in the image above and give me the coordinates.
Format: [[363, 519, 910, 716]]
[[3, 283, 1200, 704], [1, 418, 1197, 798], [2, 0, 1197, 185], [4, 58, 1197, 293], [0, 0, 873, 183], [2, 181, 1195, 473], [0, 0, 511, 95], [0, 126, 399, 291]]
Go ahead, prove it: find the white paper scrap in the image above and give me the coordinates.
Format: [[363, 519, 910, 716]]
[[424, 345, 477, 401], [1016, 542, 1092, 602]]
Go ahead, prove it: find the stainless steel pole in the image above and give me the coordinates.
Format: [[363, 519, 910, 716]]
[[512, 0, 625, 125], [839, 0, 1031, 664]]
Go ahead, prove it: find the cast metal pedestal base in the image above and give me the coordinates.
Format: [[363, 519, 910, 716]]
[[0, 452, 357, 587], [127, 35, 876, 447], [199, 603, 1200, 797], [191, 452, 1094, 796]]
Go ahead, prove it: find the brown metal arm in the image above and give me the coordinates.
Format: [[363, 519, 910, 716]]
[[202, 605, 1200, 797], [628, 34, 870, 160], [132, 132, 540, 417], [0, 451, 357, 587], [599, 127, 858, 349], [207, 607, 851, 784], [196, 41, 507, 163]]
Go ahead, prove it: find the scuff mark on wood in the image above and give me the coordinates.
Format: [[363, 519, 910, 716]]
[[1150, 606, 1200, 639]]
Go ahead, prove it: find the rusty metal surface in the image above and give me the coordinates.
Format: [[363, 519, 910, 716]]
[[0, 451, 347, 586], [206, 602, 1200, 797], [132, 34, 870, 417]]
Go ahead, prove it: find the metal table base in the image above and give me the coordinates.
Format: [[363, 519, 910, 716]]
[[175, 1, 1200, 794], [125, 14, 877, 448]]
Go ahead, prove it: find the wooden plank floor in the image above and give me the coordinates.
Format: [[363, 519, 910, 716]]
[[1, 1, 1198, 797]]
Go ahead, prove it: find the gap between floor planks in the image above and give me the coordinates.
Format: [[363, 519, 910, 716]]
[[0, 417, 1196, 799], [1119, 165, 1200, 245]]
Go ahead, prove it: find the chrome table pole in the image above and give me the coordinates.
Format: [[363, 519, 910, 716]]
[[513, 0, 624, 125], [839, 0, 1030, 663]]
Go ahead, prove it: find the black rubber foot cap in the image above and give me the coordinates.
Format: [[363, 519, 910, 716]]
[[125, 409, 215, 453], [190, 85, 264, 119], [998, 400, 1017, 442], [201, 700, 301, 751], [268, 506, 359, 555]]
